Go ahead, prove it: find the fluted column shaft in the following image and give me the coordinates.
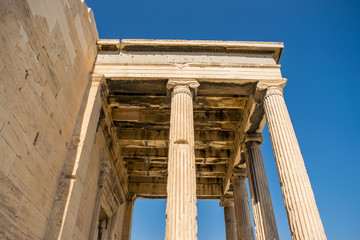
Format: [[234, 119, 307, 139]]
[[245, 137, 279, 240], [263, 87, 326, 239], [233, 176, 254, 240], [165, 81, 199, 240], [223, 199, 238, 240]]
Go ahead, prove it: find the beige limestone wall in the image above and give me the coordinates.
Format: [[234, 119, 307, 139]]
[[108, 203, 126, 240], [0, 0, 98, 239], [73, 129, 122, 240], [72, 129, 103, 240]]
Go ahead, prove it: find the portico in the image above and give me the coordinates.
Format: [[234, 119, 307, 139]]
[[91, 39, 326, 240]]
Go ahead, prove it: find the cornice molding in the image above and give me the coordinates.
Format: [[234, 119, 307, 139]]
[[118, 39, 284, 63]]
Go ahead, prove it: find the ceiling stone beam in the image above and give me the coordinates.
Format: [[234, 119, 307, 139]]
[[111, 108, 242, 122], [123, 156, 228, 165], [114, 121, 239, 131], [116, 139, 233, 149], [127, 162, 226, 173], [125, 162, 227, 179], [116, 129, 235, 142], [129, 176, 222, 184], [108, 95, 246, 109], [121, 147, 231, 159], [223, 96, 255, 195], [128, 182, 223, 200]]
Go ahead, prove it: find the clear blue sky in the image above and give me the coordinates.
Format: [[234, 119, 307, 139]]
[[86, 0, 360, 239]]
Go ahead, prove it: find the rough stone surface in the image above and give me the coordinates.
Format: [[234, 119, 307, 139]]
[[0, 0, 97, 239], [44, 75, 104, 240]]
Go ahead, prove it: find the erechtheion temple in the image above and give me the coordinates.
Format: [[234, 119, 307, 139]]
[[0, 0, 327, 239]]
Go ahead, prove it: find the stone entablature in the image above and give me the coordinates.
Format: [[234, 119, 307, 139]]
[[94, 39, 284, 81]]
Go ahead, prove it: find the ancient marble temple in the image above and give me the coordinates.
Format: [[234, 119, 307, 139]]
[[0, 0, 326, 239]]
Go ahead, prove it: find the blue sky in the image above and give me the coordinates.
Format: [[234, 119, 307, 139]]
[[86, 0, 360, 239]]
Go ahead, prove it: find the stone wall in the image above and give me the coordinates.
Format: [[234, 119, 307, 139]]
[[0, 0, 98, 239], [73, 128, 126, 240], [72, 128, 104, 240]]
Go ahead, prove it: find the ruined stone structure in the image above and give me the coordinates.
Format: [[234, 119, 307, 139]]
[[0, 0, 327, 239]]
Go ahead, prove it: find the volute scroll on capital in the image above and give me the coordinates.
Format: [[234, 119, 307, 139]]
[[166, 78, 200, 97], [231, 167, 247, 178], [244, 133, 263, 145], [254, 78, 287, 102]]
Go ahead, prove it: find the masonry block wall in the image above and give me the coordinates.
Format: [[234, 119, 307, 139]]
[[74, 129, 126, 240], [0, 0, 98, 239]]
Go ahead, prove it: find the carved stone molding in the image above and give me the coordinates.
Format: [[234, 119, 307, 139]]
[[90, 73, 106, 83], [172, 85, 192, 96], [125, 193, 136, 202], [98, 159, 110, 187]]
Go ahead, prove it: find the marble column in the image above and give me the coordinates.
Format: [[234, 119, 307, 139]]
[[233, 176, 254, 240], [263, 86, 326, 239], [221, 198, 238, 240], [165, 79, 199, 240], [121, 195, 135, 240], [245, 135, 279, 240]]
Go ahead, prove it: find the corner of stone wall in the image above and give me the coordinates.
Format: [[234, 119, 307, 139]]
[[0, 0, 99, 239]]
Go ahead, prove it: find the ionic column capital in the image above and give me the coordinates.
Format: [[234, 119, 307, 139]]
[[167, 78, 200, 89], [244, 134, 263, 145], [256, 78, 287, 91], [232, 167, 247, 179], [254, 78, 287, 103], [167, 78, 200, 97], [264, 87, 284, 98], [220, 196, 235, 207]]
